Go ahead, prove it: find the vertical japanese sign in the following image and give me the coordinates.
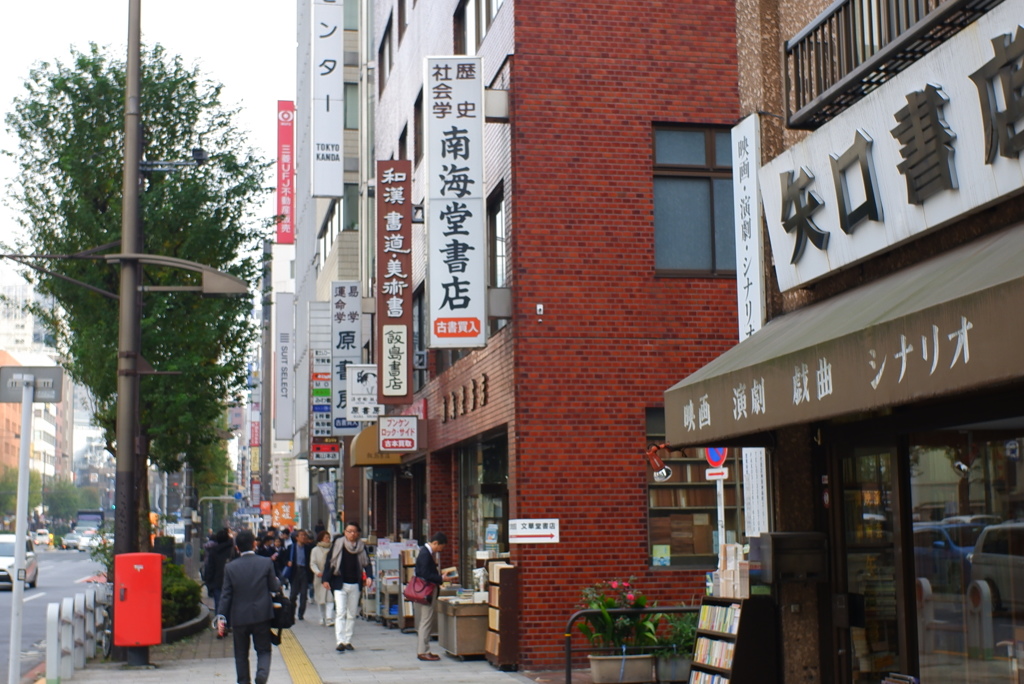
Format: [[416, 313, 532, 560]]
[[376, 161, 413, 401], [425, 56, 486, 348], [347, 363, 383, 421], [309, 302, 333, 438], [312, 0, 345, 198], [330, 281, 362, 436], [276, 101, 296, 243], [732, 114, 769, 539], [274, 292, 294, 439]]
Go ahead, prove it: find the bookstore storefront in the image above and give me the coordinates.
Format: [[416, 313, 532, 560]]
[[665, 225, 1024, 684]]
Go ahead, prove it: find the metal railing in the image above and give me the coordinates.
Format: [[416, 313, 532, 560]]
[[563, 605, 699, 684], [45, 583, 110, 681], [785, 0, 1004, 128]]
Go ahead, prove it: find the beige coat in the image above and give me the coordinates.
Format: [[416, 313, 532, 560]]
[[309, 542, 334, 605]]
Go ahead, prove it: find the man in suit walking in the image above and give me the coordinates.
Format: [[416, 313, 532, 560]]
[[219, 529, 281, 684], [286, 529, 313, 621]]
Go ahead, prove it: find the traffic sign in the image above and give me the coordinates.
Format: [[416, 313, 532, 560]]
[[706, 447, 728, 467]]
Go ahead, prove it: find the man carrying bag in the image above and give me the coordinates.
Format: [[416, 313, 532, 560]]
[[219, 530, 281, 684]]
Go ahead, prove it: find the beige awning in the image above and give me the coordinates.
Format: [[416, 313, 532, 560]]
[[350, 423, 403, 467], [665, 224, 1024, 446]]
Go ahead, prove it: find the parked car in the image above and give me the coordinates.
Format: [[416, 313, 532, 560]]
[[969, 522, 1024, 612], [913, 522, 985, 592], [34, 529, 51, 546], [62, 531, 82, 550], [80, 530, 113, 553], [0, 534, 39, 589]]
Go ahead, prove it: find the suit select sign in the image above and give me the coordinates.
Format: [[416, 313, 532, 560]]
[[378, 415, 418, 451]]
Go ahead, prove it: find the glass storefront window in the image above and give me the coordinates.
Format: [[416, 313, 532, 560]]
[[457, 433, 509, 580], [910, 432, 1024, 684]]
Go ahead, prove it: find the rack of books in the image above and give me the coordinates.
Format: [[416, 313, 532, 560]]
[[689, 595, 776, 684], [484, 559, 519, 670]]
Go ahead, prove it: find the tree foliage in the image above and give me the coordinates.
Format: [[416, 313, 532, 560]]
[[2, 44, 269, 489], [0, 468, 43, 518], [43, 478, 83, 522]]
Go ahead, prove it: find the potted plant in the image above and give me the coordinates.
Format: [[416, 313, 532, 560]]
[[655, 610, 698, 683], [577, 578, 660, 683]]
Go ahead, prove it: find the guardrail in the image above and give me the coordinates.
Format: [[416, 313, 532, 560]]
[[563, 604, 700, 684], [45, 582, 109, 683]]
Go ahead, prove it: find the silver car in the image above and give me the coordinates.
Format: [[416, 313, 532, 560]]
[[0, 534, 39, 589]]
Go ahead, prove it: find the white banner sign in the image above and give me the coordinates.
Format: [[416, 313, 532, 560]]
[[330, 282, 362, 436], [509, 519, 560, 544], [274, 292, 294, 440], [309, 302, 333, 438], [379, 415, 417, 451], [760, 0, 1024, 291], [312, 0, 345, 197], [346, 363, 383, 421], [426, 56, 487, 348]]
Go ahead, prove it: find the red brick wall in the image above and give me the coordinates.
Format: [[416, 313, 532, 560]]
[[375, 0, 739, 670]]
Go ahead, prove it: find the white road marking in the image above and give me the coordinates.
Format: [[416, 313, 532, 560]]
[[23, 592, 46, 603]]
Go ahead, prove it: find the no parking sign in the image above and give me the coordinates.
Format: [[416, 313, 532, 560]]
[[706, 447, 728, 468]]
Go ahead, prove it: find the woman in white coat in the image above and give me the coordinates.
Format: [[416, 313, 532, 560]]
[[309, 529, 335, 626]]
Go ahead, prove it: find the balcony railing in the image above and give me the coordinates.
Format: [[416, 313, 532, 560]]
[[785, 0, 1005, 129]]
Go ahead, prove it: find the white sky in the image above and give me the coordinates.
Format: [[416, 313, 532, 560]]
[[0, 0, 297, 284]]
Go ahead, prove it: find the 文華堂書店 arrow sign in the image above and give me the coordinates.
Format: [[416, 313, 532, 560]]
[[509, 518, 559, 544]]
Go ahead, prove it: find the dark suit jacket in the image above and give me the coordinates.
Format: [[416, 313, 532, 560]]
[[219, 551, 281, 626]]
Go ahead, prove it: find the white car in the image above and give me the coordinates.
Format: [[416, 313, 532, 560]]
[[0, 534, 39, 589], [969, 522, 1024, 612], [34, 529, 51, 546]]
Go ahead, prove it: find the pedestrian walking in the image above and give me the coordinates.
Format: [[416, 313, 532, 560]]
[[309, 529, 335, 626], [287, 529, 313, 621], [413, 532, 456, 661], [322, 521, 373, 652], [218, 529, 281, 684], [203, 527, 235, 631]]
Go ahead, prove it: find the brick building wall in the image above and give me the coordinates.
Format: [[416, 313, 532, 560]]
[[374, 0, 739, 670]]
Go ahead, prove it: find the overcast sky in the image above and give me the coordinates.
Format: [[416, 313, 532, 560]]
[[0, 0, 297, 283]]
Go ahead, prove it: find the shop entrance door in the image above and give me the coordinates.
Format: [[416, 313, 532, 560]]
[[832, 446, 912, 684]]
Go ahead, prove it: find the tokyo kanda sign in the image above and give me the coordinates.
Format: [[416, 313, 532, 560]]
[[759, 1, 1024, 291], [425, 56, 487, 348], [311, 0, 344, 198]]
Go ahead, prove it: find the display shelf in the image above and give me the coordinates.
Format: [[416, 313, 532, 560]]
[[484, 559, 519, 671], [689, 595, 777, 684]]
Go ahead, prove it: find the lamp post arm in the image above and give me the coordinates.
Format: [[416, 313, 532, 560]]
[[0, 255, 119, 300]]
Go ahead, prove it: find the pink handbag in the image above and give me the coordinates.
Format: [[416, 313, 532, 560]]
[[403, 576, 435, 604]]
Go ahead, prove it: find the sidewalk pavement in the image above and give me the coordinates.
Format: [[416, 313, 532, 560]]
[[36, 609, 595, 684]]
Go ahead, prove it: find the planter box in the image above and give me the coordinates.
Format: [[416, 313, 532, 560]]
[[656, 656, 692, 683], [588, 654, 655, 683]]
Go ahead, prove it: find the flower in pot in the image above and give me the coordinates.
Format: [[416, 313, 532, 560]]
[[654, 610, 698, 683], [577, 578, 660, 683]]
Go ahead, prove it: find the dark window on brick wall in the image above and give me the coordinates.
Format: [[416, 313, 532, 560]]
[[653, 127, 735, 276], [414, 90, 424, 166]]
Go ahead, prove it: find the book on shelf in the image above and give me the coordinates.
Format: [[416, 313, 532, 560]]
[[698, 602, 741, 634]]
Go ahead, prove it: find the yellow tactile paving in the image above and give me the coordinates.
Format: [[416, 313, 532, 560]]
[[279, 628, 323, 683]]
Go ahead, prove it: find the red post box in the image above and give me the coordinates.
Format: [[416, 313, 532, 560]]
[[114, 552, 163, 647]]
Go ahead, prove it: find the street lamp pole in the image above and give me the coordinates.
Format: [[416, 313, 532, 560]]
[[114, 0, 142, 563]]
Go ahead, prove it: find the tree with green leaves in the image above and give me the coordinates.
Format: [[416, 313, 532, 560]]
[[42, 478, 83, 523], [0, 468, 43, 521], [3, 44, 270, 549]]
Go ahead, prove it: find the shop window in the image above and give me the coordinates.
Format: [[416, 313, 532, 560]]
[[458, 434, 509, 579], [646, 408, 745, 567], [344, 83, 358, 130], [412, 287, 427, 391], [413, 90, 423, 166], [653, 127, 735, 275], [378, 18, 393, 96], [488, 183, 508, 335]]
